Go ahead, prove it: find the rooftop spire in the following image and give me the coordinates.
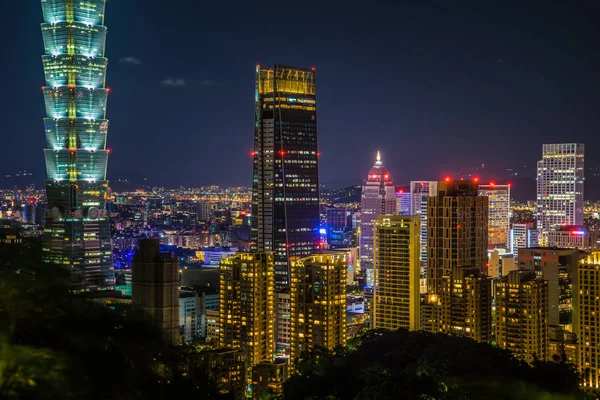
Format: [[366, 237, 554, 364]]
[[376, 151, 381, 165]]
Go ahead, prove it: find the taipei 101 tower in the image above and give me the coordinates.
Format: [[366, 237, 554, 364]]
[[40, 0, 115, 290]]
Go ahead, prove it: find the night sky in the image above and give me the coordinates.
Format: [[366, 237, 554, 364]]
[[2, 1, 600, 189]]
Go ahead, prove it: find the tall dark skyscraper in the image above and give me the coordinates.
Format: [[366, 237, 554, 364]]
[[251, 65, 320, 290], [40, 0, 115, 290], [427, 180, 488, 295], [422, 180, 491, 343]]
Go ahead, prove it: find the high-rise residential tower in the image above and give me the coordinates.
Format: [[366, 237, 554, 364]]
[[372, 215, 420, 331], [219, 252, 275, 388], [424, 266, 492, 343], [478, 183, 511, 249], [536, 143, 585, 240], [495, 270, 549, 363], [359, 152, 396, 285], [422, 180, 492, 343], [427, 180, 488, 295], [251, 65, 320, 291], [290, 254, 347, 361], [576, 252, 600, 389], [40, 0, 114, 290]]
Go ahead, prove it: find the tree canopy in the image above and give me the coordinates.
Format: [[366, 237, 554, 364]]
[[284, 329, 590, 400], [0, 238, 219, 399]]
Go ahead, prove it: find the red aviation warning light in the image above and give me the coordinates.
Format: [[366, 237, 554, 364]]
[[250, 151, 256, 157], [473, 177, 479, 182], [444, 176, 451, 182]]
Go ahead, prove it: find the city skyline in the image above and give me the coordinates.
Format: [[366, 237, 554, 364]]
[[3, 1, 600, 398], [2, 2, 600, 188]]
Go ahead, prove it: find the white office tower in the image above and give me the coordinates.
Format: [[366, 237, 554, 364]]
[[510, 222, 539, 257], [409, 180, 438, 287], [536, 143, 584, 244], [359, 151, 396, 285]]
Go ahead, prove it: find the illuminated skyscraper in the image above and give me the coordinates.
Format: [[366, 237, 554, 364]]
[[422, 180, 491, 342], [359, 152, 396, 284], [478, 183, 510, 249], [427, 180, 488, 295], [429, 266, 492, 343], [409, 181, 438, 276], [219, 252, 275, 389], [372, 215, 420, 331], [290, 254, 347, 361], [575, 252, 600, 389], [495, 270, 548, 363], [251, 65, 320, 291], [40, 0, 114, 290], [536, 143, 585, 241]]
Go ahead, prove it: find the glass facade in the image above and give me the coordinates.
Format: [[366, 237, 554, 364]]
[[251, 65, 320, 291], [478, 184, 511, 249], [40, 0, 115, 290], [359, 152, 397, 286], [536, 143, 585, 239]]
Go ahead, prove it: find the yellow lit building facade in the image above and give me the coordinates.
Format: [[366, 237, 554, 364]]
[[495, 270, 548, 363], [290, 254, 347, 361], [423, 180, 491, 343], [576, 252, 600, 390], [372, 215, 420, 331], [478, 183, 511, 249], [219, 252, 275, 386], [432, 266, 492, 342]]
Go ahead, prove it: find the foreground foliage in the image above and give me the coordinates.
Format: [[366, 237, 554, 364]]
[[0, 238, 218, 399], [285, 329, 589, 400]]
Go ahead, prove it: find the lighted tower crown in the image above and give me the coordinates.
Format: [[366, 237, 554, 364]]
[[40, 0, 115, 290], [359, 150, 396, 285]]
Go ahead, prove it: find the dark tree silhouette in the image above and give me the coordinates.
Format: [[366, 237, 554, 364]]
[[284, 329, 591, 400], [0, 238, 219, 399]]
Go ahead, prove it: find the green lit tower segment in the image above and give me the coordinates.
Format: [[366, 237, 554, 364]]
[[40, 0, 115, 290]]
